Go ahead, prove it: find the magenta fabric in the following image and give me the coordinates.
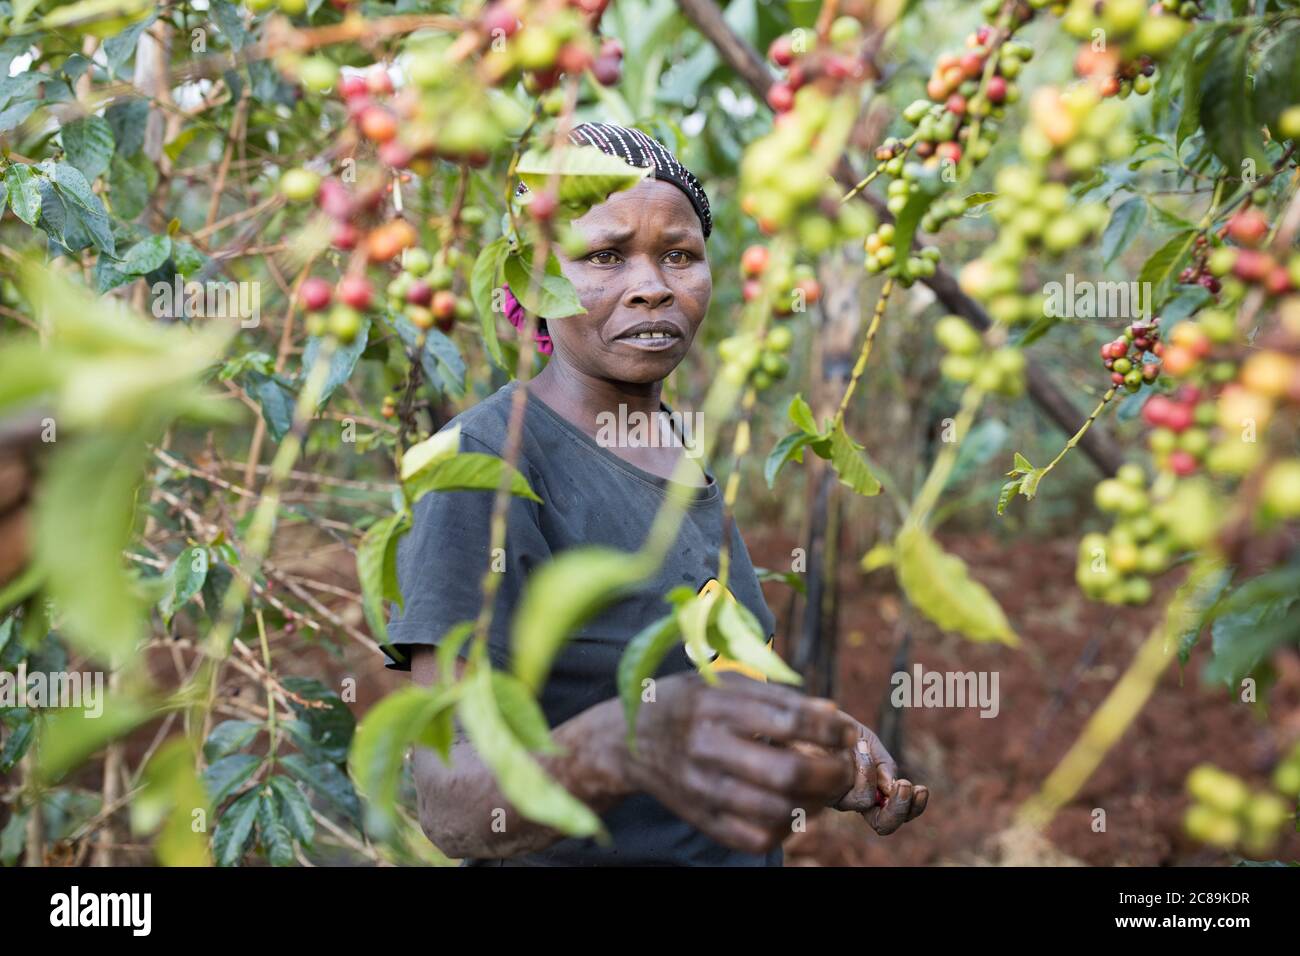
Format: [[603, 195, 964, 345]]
[[501, 283, 553, 355]]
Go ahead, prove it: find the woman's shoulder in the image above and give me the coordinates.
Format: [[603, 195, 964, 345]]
[[439, 381, 522, 454]]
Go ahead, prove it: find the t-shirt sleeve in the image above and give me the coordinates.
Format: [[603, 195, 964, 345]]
[[379, 430, 551, 672]]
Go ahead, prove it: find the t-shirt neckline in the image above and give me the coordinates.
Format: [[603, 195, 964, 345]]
[[508, 380, 720, 503]]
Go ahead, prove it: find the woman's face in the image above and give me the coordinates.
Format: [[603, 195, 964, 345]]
[[550, 177, 711, 386]]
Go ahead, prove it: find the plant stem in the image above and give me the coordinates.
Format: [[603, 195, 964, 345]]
[[909, 383, 985, 528], [1036, 389, 1116, 483], [833, 277, 893, 429], [717, 388, 757, 591], [256, 608, 277, 768]]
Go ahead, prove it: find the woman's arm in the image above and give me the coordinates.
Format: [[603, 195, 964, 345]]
[[410, 647, 632, 859], [410, 647, 861, 860]]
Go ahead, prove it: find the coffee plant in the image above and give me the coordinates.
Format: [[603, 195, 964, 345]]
[[0, 0, 1298, 867]]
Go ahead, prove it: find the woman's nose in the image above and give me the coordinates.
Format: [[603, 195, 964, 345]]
[[622, 270, 674, 310]]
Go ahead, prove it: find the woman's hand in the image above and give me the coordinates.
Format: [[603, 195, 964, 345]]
[[618, 672, 859, 855], [822, 720, 929, 835]]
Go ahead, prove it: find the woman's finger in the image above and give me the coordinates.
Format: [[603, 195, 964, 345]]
[[701, 683, 858, 750], [689, 722, 854, 800]]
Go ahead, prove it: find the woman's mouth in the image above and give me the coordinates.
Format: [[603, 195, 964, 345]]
[[613, 322, 684, 351]]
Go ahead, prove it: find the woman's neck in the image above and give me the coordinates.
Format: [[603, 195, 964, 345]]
[[526, 361, 665, 438]]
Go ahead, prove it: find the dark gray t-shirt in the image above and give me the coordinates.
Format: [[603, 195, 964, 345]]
[[382, 379, 781, 866]]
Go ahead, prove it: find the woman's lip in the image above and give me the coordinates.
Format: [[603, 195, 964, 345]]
[[615, 334, 682, 351]]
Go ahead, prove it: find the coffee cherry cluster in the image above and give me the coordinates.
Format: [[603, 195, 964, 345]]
[[1077, 464, 1175, 605], [1184, 764, 1291, 855], [740, 87, 876, 236], [864, 223, 941, 280], [1176, 233, 1221, 295], [904, 25, 1034, 174], [1099, 319, 1162, 394], [386, 247, 474, 333], [1060, 0, 1190, 98], [959, 85, 1128, 324], [1142, 384, 1218, 477], [717, 326, 793, 393], [934, 316, 1026, 397], [1203, 208, 1300, 299], [739, 246, 825, 320], [475, 0, 620, 94], [765, 16, 870, 116]]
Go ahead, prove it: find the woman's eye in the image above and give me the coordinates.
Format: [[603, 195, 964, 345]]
[[586, 250, 621, 265], [664, 250, 694, 264]]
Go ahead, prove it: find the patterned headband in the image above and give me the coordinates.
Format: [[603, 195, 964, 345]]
[[514, 121, 713, 238]]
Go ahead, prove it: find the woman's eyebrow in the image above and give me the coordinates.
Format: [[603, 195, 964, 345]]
[[583, 226, 701, 246]]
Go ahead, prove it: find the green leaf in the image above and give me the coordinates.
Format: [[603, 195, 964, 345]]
[[470, 236, 510, 371], [119, 234, 171, 275], [60, 115, 115, 180], [827, 422, 881, 497], [247, 373, 294, 441], [511, 547, 651, 693], [107, 152, 151, 219], [764, 430, 814, 488], [399, 425, 461, 483], [202, 753, 261, 805], [357, 511, 411, 647], [894, 524, 1019, 646], [279, 754, 362, 827], [1101, 197, 1146, 267], [515, 144, 651, 216], [5, 164, 41, 226], [458, 667, 604, 838], [1256, 26, 1300, 134], [616, 613, 680, 746], [1205, 601, 1300, 687], [348, 684, 457, 839], [1139, 230, 1195, 307], [212, 788, 260, 867], [280, 677, 355, 765], [407, 452, 543, 506], [43, 161, 115, 255], [712, 598, 800, 684], [1177, 30, 1222, 151], [788, 393, 819, 435], [203, 720, 260, 763], [503, 248, 586, 320], [491, 671, 559, 754], [257, 792, 296, 866], [158, 546, 207, 626], [268, 775, 315, 847], [302, 318, 370, 407], [1201, 31, 1269, 176]]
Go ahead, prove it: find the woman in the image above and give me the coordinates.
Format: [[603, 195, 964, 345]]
[[383, 122, 927, 865]]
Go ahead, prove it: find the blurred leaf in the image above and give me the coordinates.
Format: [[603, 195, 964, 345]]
[[349, 683, 457, 839], [503, 249, 585, 321], [268, 775, 315, 847], [458, 665, 603, 838], [119, 234, 171, 275], [827, 422, 881, 497], [303, 318, 370, 407], [711, 598, 799, 683], [1201, 31, 1269, 175], [1101, 197, 1145, 267], [358, 510, 411, 646], [491, 670, 558, 754], [1205, 601, 1300, 687], [407, 452, 542, 505], [1256, 25, 1300, 133], [256, 791, 296, 866], [1139, 230, 1195, 308], [37, 691, 156, 783], [764, 430, 813, 487], [511, 547, 650, 693], [130, 738, 211, 866], [616, 613, 680, 746], [470, 236, 510, 370], [895, 525, 1019, 646], [280, 676, 356, 765], [516, 144, 651, 216], [399, 425, 461, 483]]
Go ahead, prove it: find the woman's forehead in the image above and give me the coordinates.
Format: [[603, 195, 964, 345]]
[[579, 179, 703, 238]]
